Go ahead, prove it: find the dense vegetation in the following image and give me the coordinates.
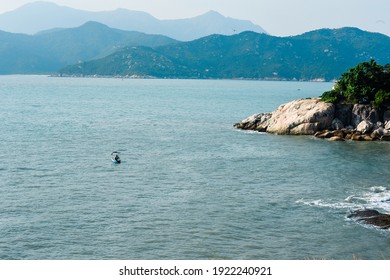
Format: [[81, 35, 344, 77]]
[[321, 60, 390, 110], [59, 27, 390, 80]]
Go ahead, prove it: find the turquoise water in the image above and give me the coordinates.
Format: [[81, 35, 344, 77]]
[[0, 76, 389, 260]]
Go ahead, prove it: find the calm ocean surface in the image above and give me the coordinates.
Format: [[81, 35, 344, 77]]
[[0, 76, 389, 260]]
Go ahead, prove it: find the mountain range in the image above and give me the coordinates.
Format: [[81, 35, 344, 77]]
[[0, 21, 176, 74], [59, 27, 390, 81], [0, 1, 266, 41], [0, 2, 389, 80]]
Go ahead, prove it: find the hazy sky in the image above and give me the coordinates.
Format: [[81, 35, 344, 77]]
[[1, 0, 389, 36]]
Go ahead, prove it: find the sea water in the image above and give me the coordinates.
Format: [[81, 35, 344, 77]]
[[0, 76, 389, 260]]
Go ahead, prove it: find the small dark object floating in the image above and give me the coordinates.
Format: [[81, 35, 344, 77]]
[[111, 151, 121, 164]]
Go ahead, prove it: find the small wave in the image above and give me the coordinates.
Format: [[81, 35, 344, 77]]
[[297, 186, 390, 214], [242, 130, 267, 135], [14, 167, 36, 172], [347, 186, 390, 213], [296, 198, 353, 210], [231, 126, 266, 135], [369, 186, 388, 193]]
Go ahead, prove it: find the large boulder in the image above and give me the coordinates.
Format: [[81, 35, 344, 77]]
[[235, 98, 335, 135], [356, 120, 374, 134], [265, 98, 335, 135]]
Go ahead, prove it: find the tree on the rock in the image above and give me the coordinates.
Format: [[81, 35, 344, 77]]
[[321, 60, 390, 111]]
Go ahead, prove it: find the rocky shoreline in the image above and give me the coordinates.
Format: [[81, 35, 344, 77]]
[[234, 98, 390, 141]]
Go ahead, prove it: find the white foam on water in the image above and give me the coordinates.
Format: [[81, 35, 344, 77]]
[[297, 186, 390, 214], [296, 198, 353, 210], [242, 130, 267, 135], [347, 186, 390, 213]]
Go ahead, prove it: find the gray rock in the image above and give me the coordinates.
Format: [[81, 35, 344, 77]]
[[331, 118, 344, 130], [385, 120, 390, 131], [234, 112, 272, 131], [374, 121, 384, 129], [352, 104, 379, 127], [356, 120, 374, 134], [371, 128, 384, 138]]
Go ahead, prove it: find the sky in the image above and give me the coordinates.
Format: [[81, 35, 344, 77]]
[[1, 0, 389, 36]]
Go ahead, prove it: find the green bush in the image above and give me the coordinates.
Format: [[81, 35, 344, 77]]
[[373, 90, 390, 111], [321, 90, 341, 103], [321, 60, 390, 111]]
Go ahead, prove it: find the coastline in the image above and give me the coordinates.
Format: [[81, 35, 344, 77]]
[[234, 98, 390, 141]]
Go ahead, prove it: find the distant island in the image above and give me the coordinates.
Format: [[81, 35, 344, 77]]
[[58, 28, 390, 81], [234, 60, 390, 142]]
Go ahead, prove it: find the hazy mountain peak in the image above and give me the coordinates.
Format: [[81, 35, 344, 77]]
[[0, 1, 266, 40], [12, 1, 73, 14], [78, 21, 110, 29], [15, 1, 60, 9], [200, 10, 225, 17]]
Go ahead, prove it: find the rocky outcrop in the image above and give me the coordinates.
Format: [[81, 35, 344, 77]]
[[348, 209, 390, 229], [236, 112, 272, 132], [235, 98, 334, 135], [234, 98, 390, 141], [267, 98, 335, 135]]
